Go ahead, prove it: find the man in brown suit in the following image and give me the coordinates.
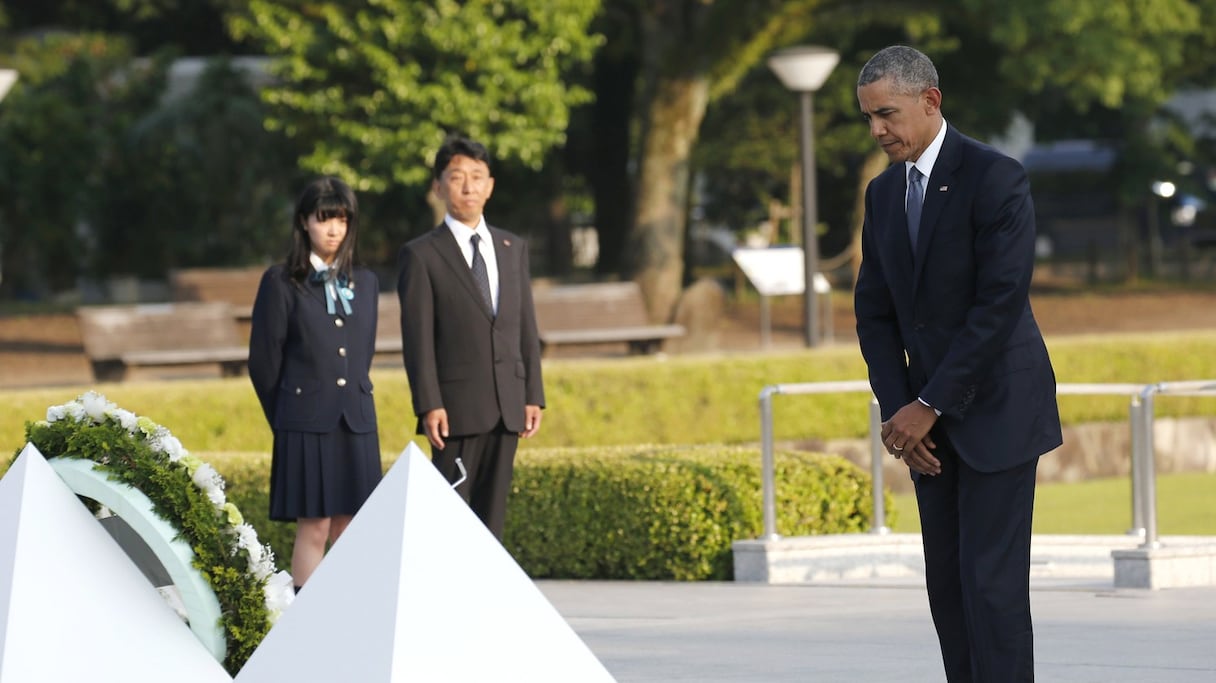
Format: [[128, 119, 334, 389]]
[[397, 135, 545, 540]]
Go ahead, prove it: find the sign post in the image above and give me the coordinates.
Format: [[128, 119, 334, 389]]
[[732, 246, 831, 348]]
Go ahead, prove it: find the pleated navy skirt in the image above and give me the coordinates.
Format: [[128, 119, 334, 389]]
[[268, 416, 382, 521]]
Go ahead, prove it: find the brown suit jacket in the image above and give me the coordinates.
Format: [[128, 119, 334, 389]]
[[396, 223, 544, 436]]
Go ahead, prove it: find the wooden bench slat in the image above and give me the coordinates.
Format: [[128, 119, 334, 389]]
[[532, 281, 685, 355], [120, 347, 249, 365], [77, 302, 248, 382], [541, 325, 685, 345]]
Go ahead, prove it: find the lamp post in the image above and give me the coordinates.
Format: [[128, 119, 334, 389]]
[[768, 46, 838, 347], [0, 69, 14, 290], [0, 69, 16, 102]]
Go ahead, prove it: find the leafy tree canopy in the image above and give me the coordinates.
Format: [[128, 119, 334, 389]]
[[226, 0, 603, 193], [959, 0, 1199, 112]]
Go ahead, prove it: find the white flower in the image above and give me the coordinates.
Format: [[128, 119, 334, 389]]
[[191, 463, 226, 508], [110, 408, 139, 434], [65, 401, 86, 422], [235, 524, 276, 582], [46, 405, 66, 422], [80, 391, 114, 423], [263, 570, 296, 621], [149, 427, 188, 463]]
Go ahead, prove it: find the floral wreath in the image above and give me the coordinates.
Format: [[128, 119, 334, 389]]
[[21, 391, 293, 675]]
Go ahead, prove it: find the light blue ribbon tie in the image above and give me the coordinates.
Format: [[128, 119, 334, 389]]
[[311, 270, 354, 316]]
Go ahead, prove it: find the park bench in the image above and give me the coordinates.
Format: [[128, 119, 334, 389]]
[[374, 293, 404, 359], [171, 267, 404, 358], [533, 281, 685, 355], [76, 302, 248, 382], [169, 266, 264, 321]]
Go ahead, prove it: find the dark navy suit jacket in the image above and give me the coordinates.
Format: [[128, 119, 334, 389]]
[[854, 126, 1062, 472], [396, 224, 544, 437], [248, 264, 379, 434]]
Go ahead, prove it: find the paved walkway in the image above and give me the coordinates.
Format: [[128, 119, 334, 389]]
[[539, 579, 1216, 682]]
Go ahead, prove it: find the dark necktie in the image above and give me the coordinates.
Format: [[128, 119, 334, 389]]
[[469, 233, 494, 314], [907, 166, 924, 250]]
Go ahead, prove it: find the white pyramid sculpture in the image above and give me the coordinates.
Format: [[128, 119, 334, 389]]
[[235, 442, 615, 682], [0, 443, 232, 682]]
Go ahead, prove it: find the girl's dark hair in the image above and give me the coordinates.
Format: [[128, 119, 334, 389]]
[[286, 176, 359, 284]]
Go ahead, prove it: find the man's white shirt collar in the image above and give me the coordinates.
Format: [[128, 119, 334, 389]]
[[907, 118, 947, 184], [445, 214, 488, 245]]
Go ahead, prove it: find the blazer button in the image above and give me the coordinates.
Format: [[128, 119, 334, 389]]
[[336, 378, 347, 387], [338, 347, 347, 357], [335, 318, 344, 328], [294, 387, 302, 395]]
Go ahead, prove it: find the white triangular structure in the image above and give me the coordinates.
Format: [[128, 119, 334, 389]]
[[235, 442, 615, 682], [0, 444, 231, 682]]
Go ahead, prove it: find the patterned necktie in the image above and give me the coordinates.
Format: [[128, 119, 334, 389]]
[[906, 166, 924, 250], [469, 233, 494, 314]]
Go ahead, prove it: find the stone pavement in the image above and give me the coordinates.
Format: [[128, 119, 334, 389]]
[[539, 578, 1216, 682]]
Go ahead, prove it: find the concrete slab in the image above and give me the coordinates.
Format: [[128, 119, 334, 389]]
[[734, 533, 1216, 589], [540, 579, 1216, 682], [1114, 541, 1216, 589]]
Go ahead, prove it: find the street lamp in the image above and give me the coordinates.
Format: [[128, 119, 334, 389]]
[[768, 46, 838, 347]]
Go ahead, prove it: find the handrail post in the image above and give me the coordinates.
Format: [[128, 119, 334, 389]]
[[1139, 385, 1161, 548], [868, 398, 890, 534], [1127, 395, 1146, 537], [759, 386, 780, 540]]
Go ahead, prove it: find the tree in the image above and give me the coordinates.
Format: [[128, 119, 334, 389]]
[[622, 0, 822, 322], [0, 31, 163, 297], [225, 0, 603, 195], [91, 58, 306, 277], [687, 0, 1210, 293]]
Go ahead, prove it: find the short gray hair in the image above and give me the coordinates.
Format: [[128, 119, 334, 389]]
[[857, 45, 939, 96]]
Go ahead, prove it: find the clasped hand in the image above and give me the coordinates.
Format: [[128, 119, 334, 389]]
[[881, 400, 942, 476]]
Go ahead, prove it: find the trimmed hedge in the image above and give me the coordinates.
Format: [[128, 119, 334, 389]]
[[4, 332, 1216, 459], [203, 445, 891, 581], [505, 445, 891, 580]]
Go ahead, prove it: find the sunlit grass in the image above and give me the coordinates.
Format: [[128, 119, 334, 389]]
[[890, 472, 1216, 535]]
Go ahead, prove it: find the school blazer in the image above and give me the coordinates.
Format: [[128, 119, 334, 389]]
[[854, 126, 1062, 472], [248, 264, 379, 434], [396, 224, 545, 437]]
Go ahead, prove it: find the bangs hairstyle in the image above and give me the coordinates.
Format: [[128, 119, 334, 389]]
[[311, 202, 350, 224], [287, 176, 360, 284]]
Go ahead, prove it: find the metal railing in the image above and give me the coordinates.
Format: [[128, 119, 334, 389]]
[[757, 379, 1216, 548]]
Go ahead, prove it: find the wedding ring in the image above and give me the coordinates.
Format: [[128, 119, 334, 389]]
[[893, 445, 904, 452]]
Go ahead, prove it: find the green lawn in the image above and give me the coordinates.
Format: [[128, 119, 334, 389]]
[[890, 472, 1216, 535]]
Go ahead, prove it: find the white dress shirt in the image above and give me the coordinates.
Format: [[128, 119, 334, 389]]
[[445, 214, 500, 313]]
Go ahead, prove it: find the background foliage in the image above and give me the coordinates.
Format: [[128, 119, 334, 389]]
[[226, 0, 603, 192], [4, 1, 1216, 302]]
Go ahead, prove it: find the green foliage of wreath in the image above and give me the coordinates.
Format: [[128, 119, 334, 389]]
[[16, 392, 292, 675]]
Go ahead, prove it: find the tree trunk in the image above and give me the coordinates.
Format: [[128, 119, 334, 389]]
[[848, 150, 891, 287], [628, 75, 709, 322]]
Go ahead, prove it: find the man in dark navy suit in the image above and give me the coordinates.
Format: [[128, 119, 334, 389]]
[[397, 135, 545, 540], [854, 46, 1063, 682]]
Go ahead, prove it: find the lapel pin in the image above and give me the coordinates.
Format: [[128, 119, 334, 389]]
[[503, 239, 512, 247], [938, 186, 948, 192]]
